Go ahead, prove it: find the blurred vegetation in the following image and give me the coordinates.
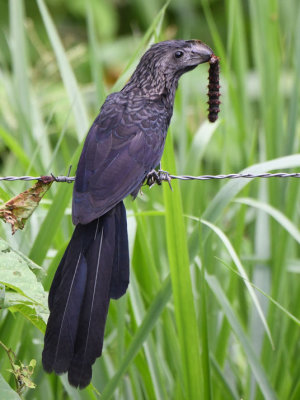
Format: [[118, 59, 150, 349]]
[[0, 0, 300, 399]]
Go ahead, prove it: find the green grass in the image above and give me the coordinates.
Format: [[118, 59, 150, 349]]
[[0, 0, 300, 399]]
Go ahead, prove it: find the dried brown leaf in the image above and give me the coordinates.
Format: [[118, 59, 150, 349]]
[[0, 180, 52, 234]]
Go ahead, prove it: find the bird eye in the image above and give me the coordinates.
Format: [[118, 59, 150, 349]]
[[175, 50, 184, 58]]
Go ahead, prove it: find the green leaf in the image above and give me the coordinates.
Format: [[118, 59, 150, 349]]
[[37, 0, 89, 141], [29, 182, 73, 265], [201, 218, 274, 349], [128, 272, 169, 400], [162, 130, 202, 399], [0, 187, 10, 204], [21, 376, 36, 389], [236, 197, 300, 244], [0, 283, 4, 307], [0, 125, 35, 174], [110, 0, 170, 93], [217, 257, 300, 327], [29, 145, 82, 265], [101, 277, 172, 400], [0, 239, 48, 330], [9, 303, 47, 333], [9, 0, 31, 123], [86, 2, 106, 106], [185, 120, 220, 174], [0, 373, 21, 400], [203, 154, 300, 229], [205, 274, 278, 400]]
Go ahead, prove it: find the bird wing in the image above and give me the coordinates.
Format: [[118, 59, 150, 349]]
[[72, 94, 167, 225]]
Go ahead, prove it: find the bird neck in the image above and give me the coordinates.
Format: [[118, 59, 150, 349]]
[[122, 64, 179, 109]]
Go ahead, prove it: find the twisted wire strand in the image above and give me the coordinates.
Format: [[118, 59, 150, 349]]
[[1, 172, 300, 183], [0, 176, 74, 182], [167, 172, 300, 180]]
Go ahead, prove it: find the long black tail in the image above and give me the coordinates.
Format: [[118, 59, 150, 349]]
[[42, 201, 129, 388]]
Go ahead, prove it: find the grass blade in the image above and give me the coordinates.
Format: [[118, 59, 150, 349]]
[[111, 0, 170, 93], [101, 277, 172, 400], [203, 154, 300, 229], [162, 131, 202, 399], [205, 274, 277, 400], [236, 197, 300, 244], [37, 0, 89, 141], [201, 219, 274, 348]]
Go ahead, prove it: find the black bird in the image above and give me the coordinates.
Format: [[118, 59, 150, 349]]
[[42, 39, 213, 389]]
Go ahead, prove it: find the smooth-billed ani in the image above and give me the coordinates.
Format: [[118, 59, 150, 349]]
[[42, 39, 213, 389]]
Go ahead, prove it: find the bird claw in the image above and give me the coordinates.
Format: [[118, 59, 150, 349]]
[[146, 169, 173, 191], [146, 169, 161, 188]]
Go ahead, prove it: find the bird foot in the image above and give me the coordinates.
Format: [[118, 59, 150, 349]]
[[146, 169, 161, 188], [146, 169, 173, 191]]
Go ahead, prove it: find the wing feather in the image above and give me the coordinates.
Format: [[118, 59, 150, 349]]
[[73, 94, 167, 224]]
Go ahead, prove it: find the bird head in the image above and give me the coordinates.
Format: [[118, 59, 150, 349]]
[[147, 40, 213, 76], [124, 39, 213, 98]]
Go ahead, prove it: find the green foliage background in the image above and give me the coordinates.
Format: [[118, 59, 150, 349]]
[[0, 0, 300, 399]]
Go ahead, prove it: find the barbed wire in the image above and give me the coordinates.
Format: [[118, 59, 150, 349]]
[[1, 171, 300, 184], [0, 175, 75, 183], [163, 172, 300, 180]]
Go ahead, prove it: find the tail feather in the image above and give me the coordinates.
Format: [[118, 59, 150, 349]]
[[68, 212, 115, 388], [110, 201, 130, 299], [43, 202, 129, 388], [42, 237, 87, 373]]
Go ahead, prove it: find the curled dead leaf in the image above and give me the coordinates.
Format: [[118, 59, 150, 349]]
[[0, 180, 52, 234]]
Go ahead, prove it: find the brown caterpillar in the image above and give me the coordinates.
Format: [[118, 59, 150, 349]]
[[207, 55, 221, 122]]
